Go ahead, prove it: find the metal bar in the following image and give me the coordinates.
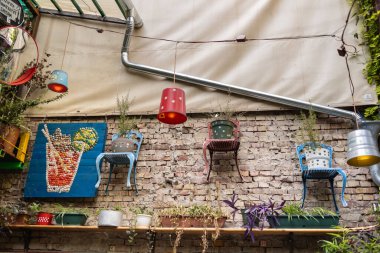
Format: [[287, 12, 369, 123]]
[[70, 0, 84, 15], [91, 0, 106, 17], [115, 0, 128, 19], [121, 18, 362, 122], [49, 0, 62, 12], [29, 0, 39, 8], [39, 8, 126, 25]]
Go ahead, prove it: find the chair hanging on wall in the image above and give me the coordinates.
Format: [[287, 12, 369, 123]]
[[296, 142, 348, 213], [203, 120, 243, 182], [95, 130, 143, 195]]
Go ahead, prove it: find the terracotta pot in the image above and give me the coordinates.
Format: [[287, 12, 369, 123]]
[[159, 216, 227, 228], [14, 213, 31, 225], [111, 137, 134, 152], [0, 124, 20, 156]]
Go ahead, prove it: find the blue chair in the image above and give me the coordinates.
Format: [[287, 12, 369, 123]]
[[95, 130, 143, 195], [296, 142, 348, 214]]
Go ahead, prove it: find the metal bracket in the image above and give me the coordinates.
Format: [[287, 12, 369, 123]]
[[23, 230, 32, 252]]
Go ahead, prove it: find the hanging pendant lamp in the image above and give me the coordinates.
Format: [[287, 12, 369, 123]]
[[157, 87, 187, 124], [347, 129, 380, 167], [48, 70, 68, 93]]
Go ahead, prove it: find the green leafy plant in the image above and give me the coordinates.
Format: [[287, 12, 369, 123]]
[[298, 109, 320, 146], [0, 53, 65, 129], [129, 206, 153, 216], [353, 0, 380, 119], [116, 94, 140, 136]]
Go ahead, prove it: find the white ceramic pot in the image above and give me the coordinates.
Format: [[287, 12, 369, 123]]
[[135, 214, 152, 228], [98, 210, 123, 227]]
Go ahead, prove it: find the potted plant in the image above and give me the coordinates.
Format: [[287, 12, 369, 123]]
[[0, 53, 65, 158], [209, 93, 239, 139], [223, 193, 285, 242], [129, 206, 153, 228], [158, 204, 227, 228], [52, 203, 89, 226], [111, 94, 140, 152], [0, 204, 15, 236], [267, 201, 339, 228], [33, 203, 54, 226], [98, 206, 124, 227]]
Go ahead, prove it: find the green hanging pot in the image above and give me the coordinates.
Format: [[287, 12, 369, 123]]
[[210, 120, 234, 139]]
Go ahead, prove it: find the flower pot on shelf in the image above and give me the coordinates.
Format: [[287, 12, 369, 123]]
[[14, 213, 31, 225], [267, 215, 339, 228], [210, 120, 235, 139], [54, 213, 88, 226], [159, 216, 227, 228], [135, 214, 152, 228], [36, 212, 54, 225], [98, 210, 123, 227]]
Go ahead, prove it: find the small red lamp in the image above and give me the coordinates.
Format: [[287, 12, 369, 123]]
[[48, 70, 68, 93], [157, 87, 187, 124]]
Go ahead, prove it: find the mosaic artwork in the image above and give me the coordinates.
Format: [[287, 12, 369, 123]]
[[24, 123, 107, 198]]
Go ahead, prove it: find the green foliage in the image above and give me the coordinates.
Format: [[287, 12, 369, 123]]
[[159, 204, 226, 219], [0, 54, 65, 128], [298, 109, 320, 145], [353, 0, 380, 119], [281, 202, 337, 221], [52, 203, 90, 216], [116, 94, 139, 136], [320, 228, 380, 253], [129, 206, 153, 216]]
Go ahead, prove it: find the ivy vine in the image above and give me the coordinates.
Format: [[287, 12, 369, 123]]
[[353, 0, 380, 119]]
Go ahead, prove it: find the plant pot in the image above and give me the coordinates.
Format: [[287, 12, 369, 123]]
[[210, 120, 235, 139], [304, 147, 330, 169], [0, 124, 20, 156], [159, 216, 227, 228], [36, 212, 54, 225], [54, 213, 88, 226], [14, 213, 31, 225], [135, 214, 152, 228], [267, 215, 339, 228], [111, 137, 134, 152], [98, 210, 123, 227]]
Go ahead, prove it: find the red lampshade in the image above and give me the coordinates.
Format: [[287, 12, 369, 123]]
[[157, 88, 187, 124]]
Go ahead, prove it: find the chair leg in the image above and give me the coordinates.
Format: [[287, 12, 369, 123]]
[[329, 178, 339, 214], [234, 150, 243, 182], [207, 150, 213, 181], [133, 162, 138, 195], [105, 163, 114, 195], [301, 177, 307, 208]]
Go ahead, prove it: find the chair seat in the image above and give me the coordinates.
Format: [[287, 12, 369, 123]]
[[103, 153, 135, 165], [207, 139, 240, 152], [302, 169, 339, 179]]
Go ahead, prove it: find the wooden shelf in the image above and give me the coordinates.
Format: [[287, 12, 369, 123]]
[[9, 225, 344, 235]]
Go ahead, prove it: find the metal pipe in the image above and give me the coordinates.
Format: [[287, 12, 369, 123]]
[[70, 0, 84, 15], [121, 0, 143, 28], [121, 17, 362, 122], [91, 0, 106, 17], [50, 0, 62, 12], [115, 0, 128, 20]]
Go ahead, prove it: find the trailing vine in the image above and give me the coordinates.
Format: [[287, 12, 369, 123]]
[[352, 0, 380, 119]]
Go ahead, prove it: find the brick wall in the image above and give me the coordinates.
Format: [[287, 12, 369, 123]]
[[0, 111, 379, 252]]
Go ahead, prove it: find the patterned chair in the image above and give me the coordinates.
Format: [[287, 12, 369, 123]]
[[296, 142, 348, 213], [203, 120, 243, 181], [95, 130, 143, 194]]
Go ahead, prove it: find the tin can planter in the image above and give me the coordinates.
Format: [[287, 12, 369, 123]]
[[36, 212, 54, 225], [267, 215, 339, 228], [54, 213, 88, 226], [111, 137, 135, 152], [98, 210, 123, 227], [210, 120, 235, 139]]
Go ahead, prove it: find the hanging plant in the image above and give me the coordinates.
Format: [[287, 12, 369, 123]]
[[352, 0, 380, 119]]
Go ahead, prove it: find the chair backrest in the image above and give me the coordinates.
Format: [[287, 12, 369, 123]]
[[208, 120, 240, 140], [112, 130, 143, 160], [296, 142, 333, 172]]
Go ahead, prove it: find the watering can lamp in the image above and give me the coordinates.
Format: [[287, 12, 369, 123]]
[[48, 70, 68, 93], [346, 129, 380, 167]]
